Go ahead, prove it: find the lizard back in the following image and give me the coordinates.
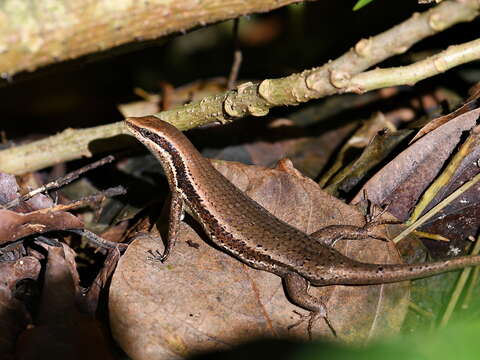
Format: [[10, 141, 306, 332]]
[[126, 116, 480, 287]]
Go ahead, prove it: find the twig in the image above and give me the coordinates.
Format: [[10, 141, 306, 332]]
[[256, 1, 479, 106], [3, 155, 115, 209], [0, 238, 25, 255], [69, 229, 128, 251], [35, 186, 126, 213], [413, 230, 449, 242], [227, 19, 243, 90], [408, 133, 476, 224], [439, 233, 480, 328], [0, 123, 129, 175], [392, 172, 480, 243], [1, 223, 127, 254], [35, 236, 63, 247], [461, 260, 480, 309], [158, 81, 175, 111], [0, 1, 478, 174], [408, 300, 435, 319], [342, 38, 480, 94]]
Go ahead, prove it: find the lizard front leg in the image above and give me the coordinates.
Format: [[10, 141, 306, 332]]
[[151, 190, 184, 262], [284, 272, 335, 338]]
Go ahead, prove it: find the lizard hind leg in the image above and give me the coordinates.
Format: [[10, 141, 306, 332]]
[[309, 212, 400, 246], [284, 273, 336, 339]]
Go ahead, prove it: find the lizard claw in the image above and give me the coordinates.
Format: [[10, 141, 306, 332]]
[[288, 310, 336, 339], [363, 217, 402, 242], [362, 201, 402, 243], [147, 249, 168, 262]]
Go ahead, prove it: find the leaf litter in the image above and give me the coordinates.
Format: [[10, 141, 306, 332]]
[[3, 78, 480, 359]]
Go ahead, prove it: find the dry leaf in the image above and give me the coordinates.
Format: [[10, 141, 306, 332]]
[[0, 257, 41, 358], [0, 172, 83, 242], [110, 160, 409, 359], [16, 244, 114, 360], [0, 173, 20, 204], [415, 129, 480, 243], [325, 129, 412, 195], [409, 86, 480, 144], [353, 108, 480, 220], [0, 209, 83, 243], [82, 249, 121, 315]]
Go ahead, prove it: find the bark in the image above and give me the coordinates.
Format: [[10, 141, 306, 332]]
[[0, 0, 312, 79]]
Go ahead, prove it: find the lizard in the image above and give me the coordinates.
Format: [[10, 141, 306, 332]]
[[125, 115, 480, 336]]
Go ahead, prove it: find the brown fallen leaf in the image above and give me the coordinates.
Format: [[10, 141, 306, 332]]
[[409, 83, 480, 144], [325, 129, 412, 195], [82, 248, 121, 315], [413, 129, 480, 245], [205, 116, 355, 179], [353, 108, 480, 221], [16, 244, 114, 360], [246, 121, 355, 179], [109, 159, 409, 359], [0, 209, 84, 243], [351, 107, 480, 327], [0, 172, 84, 243], [0, 256, 41, 359]]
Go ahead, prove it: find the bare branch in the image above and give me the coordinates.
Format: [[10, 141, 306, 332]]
[[227, 19, 243, 90], [3, 155, 115, 210], [0, 123, 129, 175], [341, 38, 480, 93], [0, 0, 478, 174], [35, 186, 127, 213], [69, 229, 128, 250]]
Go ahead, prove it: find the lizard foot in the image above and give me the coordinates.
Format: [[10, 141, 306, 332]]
[[288, 310, 336, 339], [362, 204, 402, 242], [363, 219, 402, 242], [147, 249, 168, 262]]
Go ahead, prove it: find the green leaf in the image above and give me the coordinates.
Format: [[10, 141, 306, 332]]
[[353, 0, 375, 11], [294, 320, 480, 360]]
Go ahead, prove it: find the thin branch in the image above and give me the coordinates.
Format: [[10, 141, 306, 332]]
[[341, 38, 480, 93], [408, 131, 477, 224], [392, 172, 480, 244], [461, 257, 480, 309], [0, 1, 478, 174], [153, 0, 480, 127], [3, 155, 115, 209], [439, 234, 480, 328], [35, 186, 127, 213], [227, 19, 243, 90], [0, 123, 128, 175], [69, 229, 128, 251]]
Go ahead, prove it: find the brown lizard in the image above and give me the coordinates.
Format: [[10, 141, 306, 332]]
[[125, 115, 480, 335]]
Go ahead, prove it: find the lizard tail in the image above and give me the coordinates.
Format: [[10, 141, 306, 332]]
[[324, 254, 480, 285]]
